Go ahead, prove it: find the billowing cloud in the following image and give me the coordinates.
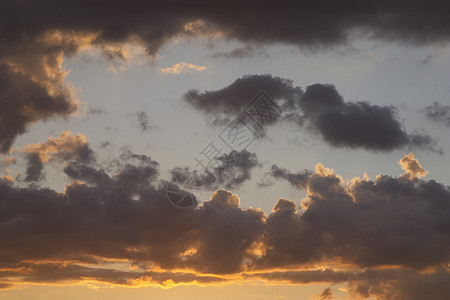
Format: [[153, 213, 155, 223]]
[[184, 74, 439, 152], [398, 152, 428, 180], [159, 62, 207, 75], [1, 137, 448, 299]]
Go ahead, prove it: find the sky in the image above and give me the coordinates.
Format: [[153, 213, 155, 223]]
[[0, 1, 450, 299]]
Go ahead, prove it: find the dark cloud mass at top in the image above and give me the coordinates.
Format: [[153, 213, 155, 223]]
[[185, 75, 439, 152], [1, 0, 450, 151]]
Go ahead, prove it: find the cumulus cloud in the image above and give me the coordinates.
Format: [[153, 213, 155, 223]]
[[159, 62, 207, 75], [0, 139, 448, 298], [184, 74, 439, 152], [398, 152, 428, 180], [300, 83, 439, 152]]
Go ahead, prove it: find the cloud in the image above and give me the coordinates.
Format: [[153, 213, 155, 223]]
[[183, 74, 302, 126], [300, 83, 440, 152], [211, 45, 268, 59], [319, 287, 333, 299], [184, 74, 439, 152], [398, 152, 428, 180], [258, 153, 449, 271], [0, 65, 77, 153], [136, 111, 153, 132], [249, 268, 450, 300], [1, 1, 449, 151], [258, 164, 312, 189], [21, 131, 94, 182], [170, 149, 259, 190], [159, 62, 207, 75], [423, 101, 450, 127], [418, 54, 433, 65], [1, 137, 449, 297]]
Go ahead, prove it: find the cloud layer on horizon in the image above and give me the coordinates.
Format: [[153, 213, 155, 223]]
[[0, 135, 448, 299]]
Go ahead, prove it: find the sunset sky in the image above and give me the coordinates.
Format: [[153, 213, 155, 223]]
[[1, 1, 450, 299]]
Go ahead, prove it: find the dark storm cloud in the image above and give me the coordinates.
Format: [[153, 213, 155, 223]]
[[423, 101, 450, 127], [170, 149, 259, 190], [184, 74, 439, 152]]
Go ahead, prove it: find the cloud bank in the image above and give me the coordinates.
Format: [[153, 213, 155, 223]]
[[0, 135, 448, 298]]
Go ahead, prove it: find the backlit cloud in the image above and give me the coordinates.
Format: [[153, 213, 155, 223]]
[[159, 62, 207, 75], [0, 137, 448, 299]]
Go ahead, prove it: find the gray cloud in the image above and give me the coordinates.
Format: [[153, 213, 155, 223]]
[[136, 111, 153, 132], [21, 131, 94, 182], [1, 1, 450, 152], [258, 164, 312, 189], [0, 65, 77, 153], [185, 75, 439, 152], [211, 45, 268, 59], [0, 147, 449, 297], [423, 101, 450, 127], [184, 74, 302, 126], [1, 0, 449, 155], [258, 156, 450, 270], [170, 149, 259, 190], [301, 83, 440, 152]]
